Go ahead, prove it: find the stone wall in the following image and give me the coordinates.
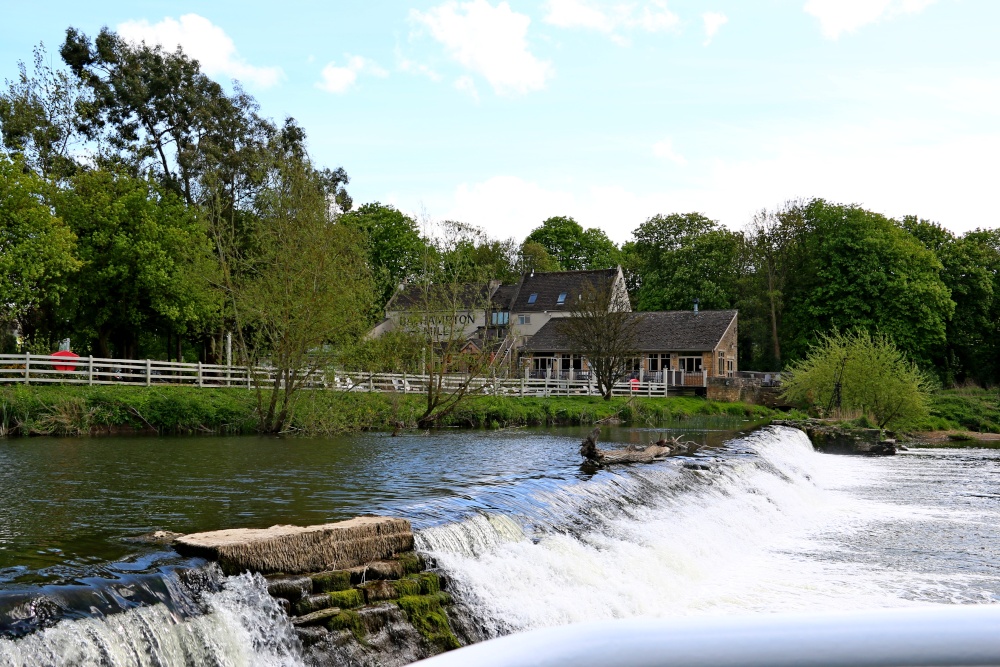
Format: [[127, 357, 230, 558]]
[[706, 376, 760, 403], [173, 518, 482, 666]]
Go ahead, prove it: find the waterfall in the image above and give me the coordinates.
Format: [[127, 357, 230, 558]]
[[0, 571, 302, 667], [415, 426, 993, 638]]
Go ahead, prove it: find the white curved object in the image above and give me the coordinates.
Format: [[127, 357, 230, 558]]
[[414, 605, 1000, 667]]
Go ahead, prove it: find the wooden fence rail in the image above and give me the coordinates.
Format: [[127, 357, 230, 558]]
[[0, 354, 707, 397]]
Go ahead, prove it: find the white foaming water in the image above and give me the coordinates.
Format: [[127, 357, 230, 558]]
[[417, 427, 998, 637], [0, 573, 303, 667]]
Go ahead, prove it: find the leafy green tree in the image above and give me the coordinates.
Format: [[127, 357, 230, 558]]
[[781, 329, 931, 429], [60, 27, 278, 206], [627, 212, 742, 312], [54, 168, 219, 358], [780, 200, 953, 367], [518, 240, 560, 274], [339, 203, 427, 312], [216, 152, 373, 433], [525, 216, 619, 271], [0, 156, 80, 331], [0, 43, 87, 179], [902, 217, 998, 385]]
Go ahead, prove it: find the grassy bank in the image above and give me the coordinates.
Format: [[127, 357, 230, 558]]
[[0, 384, 776, 437], [915, 387, 1000, 433]]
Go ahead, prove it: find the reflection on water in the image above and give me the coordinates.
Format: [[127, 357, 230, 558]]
[[0, 421, 751, 587]]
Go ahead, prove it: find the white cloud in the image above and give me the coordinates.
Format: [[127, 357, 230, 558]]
[[803, 0, 937, 39], [543, 0, 679, 39], [416, 119, 996, 246], [702, 12, 728, 45], [454, 75, 480, 101], [411, 0, 553, 95], [117, 14, 283, 88], [316, 56, 388, 94], [652, 138, 687, 165]]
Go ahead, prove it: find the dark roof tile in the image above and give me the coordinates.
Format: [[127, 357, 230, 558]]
[[525, 310, 737, 353]]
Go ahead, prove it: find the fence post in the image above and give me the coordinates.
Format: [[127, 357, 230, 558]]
[[520, 374, 524, 397], [703, 369, 707, 387], [197, 361, 203, 388], [88, 356, 94, 386], [24, 352, 30, 385], [146, 359, 151, 386]]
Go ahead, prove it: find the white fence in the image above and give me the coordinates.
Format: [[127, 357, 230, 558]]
[[0, 353, 708, 397]]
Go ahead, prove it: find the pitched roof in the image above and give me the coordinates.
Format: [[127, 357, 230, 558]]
[[524, 309, 737, 353], [490, 284, 518, 309], [508, 268, 620, 313], [386, 283, 491, 312]]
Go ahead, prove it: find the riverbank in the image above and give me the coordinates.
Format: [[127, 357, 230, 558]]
[[0, 385, 778, 437]]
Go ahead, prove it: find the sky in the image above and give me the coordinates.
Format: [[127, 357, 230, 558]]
[[1, 0, 998, 243]]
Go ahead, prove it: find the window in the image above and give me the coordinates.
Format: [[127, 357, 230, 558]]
[[648, 354, 660, 372], [491, 311, 509, 326], [718, 351, 725, 376], [556, 292, 567, 305], [679, 356, 703, 373], [518, 314, 531, 325], [727, 359, 735, 377], [527, 293, 537, 304]]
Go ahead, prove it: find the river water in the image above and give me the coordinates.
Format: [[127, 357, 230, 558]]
[[0, 424, 998, 664]]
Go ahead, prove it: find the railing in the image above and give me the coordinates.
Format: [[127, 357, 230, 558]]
[[0, 353, 707, 397], [412, 605, 1000, 667]]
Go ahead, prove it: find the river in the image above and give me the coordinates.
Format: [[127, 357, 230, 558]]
[[0, 423, 998, 664]]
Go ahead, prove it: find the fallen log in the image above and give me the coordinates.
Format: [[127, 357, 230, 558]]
[[580, 429, 700, 465]]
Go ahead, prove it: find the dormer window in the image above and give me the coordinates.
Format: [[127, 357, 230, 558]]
[[527, 293, 537, 304], [556, 292, 567, 305]]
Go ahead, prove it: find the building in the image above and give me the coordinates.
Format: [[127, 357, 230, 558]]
[[366, 268, 738, 382], [522, 309, 738, 383]]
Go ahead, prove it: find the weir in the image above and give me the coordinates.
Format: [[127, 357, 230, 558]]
[[2, 425, 999, 666]]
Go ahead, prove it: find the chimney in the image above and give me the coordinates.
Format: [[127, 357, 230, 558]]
[[693, 297, 699, 315]]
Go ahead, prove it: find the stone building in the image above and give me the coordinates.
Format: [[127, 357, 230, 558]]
[[366, 267, 738, 382], [522, 308, 738, 382]]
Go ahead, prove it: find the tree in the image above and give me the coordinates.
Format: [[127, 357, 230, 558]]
[[214, 152, 372, 433], [780, 200, 954, 367], [60, 27, 278, 206], [53, 167, 219, 358], [627, 212, 742, 312], [902, 217, 998, 386], [781, 330, 931, 429], [525, 216, 619, 270], [339, 203, 427, 314], [0, 43, 87, 179], [0, 156, 80, 335], [556, 273, 641, 400], [518, 240, 559, 273]]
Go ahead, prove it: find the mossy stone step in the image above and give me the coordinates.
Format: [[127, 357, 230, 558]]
[[292, 606, 342, 626]]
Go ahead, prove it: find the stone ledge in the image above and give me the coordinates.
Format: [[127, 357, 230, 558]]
[[173, 516, 414, 574]]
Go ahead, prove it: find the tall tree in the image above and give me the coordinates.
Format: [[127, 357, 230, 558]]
[[0, 156, 80, 338], [339, 203, 427, 313], [780, 200, 954, 367], [60, 27, 278, 206], [53, 167, 219, 358], [525, 216, 619, 271], [0, 43, 87, 179], [627, 212, 742, 312], [903, 217, 1000, 385], [214, 151, 372, 433]]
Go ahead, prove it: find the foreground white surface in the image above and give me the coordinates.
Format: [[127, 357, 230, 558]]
[[414, 605, 1000, 667]]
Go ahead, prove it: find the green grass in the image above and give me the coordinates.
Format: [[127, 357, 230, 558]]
[[914, 388, 1000, 433], [0, 383, 778, 437]]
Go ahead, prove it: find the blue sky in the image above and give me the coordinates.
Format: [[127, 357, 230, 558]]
[[2, 1, 997, 243]]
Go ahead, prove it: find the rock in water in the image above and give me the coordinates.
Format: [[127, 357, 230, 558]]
[[174, 516, 414, 575]]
